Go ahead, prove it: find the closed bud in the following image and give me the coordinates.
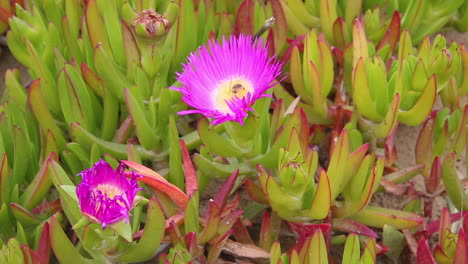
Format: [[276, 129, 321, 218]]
[[133, 9, 170, 39]]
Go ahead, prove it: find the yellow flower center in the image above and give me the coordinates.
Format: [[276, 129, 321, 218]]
[[95, 184, 124, 199], [214, 78, 253, 113]]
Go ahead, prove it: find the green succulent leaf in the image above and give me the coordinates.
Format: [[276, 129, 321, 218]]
[[348, 206, 422, 229], [70, 123, 161, 161], [19, 153, 56, 210], [58, 64, 97, 132], [197, 117, 248, 157], [28, 80, 66, 149], [342, 233, 360, 264], [374, 93, 400, 138], [353, 58, 382, 122], [10, 203, 40, 226], [327, 130, 350, 200], [319, 0, 337, 43], [280, 0, 308, 36], [399, 75, 437, 126], [383, 225, 405, 261], [360, 238, 376, 264], [94, 44, 130, 101], [49, 214, 94, 264], [308, 229, 328, 264], [442, 153, 468, 211], [0, 154, 10, 205], [304, 170, 331, 219], [118, 198, 165, 262], [124, 88, 159, 150]]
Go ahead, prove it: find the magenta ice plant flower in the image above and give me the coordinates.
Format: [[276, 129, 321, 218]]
[[172, 35, 282, 125], [76, 160, 142, 229]]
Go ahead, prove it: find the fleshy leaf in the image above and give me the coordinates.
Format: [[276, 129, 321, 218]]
[[399, 75, 436, 126], [319, 0, 337, 43], [180, 139, 198, 198], [442, 153, 468, 210], [327, 130, 350, 200], [360, 238, 376, 263], [308, 228, 328, 264], [353, 58, 381, 122], [49, 214, 93, 264], [197, 117, 248, 157], [342, 233, 360, 263], [19, 153, 56, 210], [374, 94, 401, 138], [109, 219, 132, 242], [124, 88, 159, 150], [383, 225, 405, 261], [10, 203, 40, 226], [305, 170, 331, 219], [70, 123, 159, 161], [121, 160, 188, 209], [333, 218, 378, 238], [417, 237, 436, 264], [348, 206, 422, 229]]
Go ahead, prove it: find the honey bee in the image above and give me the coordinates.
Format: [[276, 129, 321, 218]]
[[231, 84, 245, 95]]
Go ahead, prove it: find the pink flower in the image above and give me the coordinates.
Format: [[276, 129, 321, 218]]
[[76, 160, 141, 229], [172, 35, 282, 125]]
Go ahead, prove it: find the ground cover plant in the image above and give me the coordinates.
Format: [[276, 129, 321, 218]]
[[0, 0, 467, 263]]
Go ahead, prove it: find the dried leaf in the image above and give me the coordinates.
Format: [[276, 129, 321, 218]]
[[223, 239, 270, 259]]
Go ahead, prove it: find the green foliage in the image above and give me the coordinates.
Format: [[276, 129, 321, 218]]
[[0, 0, 467, 263]]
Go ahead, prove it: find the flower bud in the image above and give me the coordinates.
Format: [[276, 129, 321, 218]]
[[133, 9, 170, 39]]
